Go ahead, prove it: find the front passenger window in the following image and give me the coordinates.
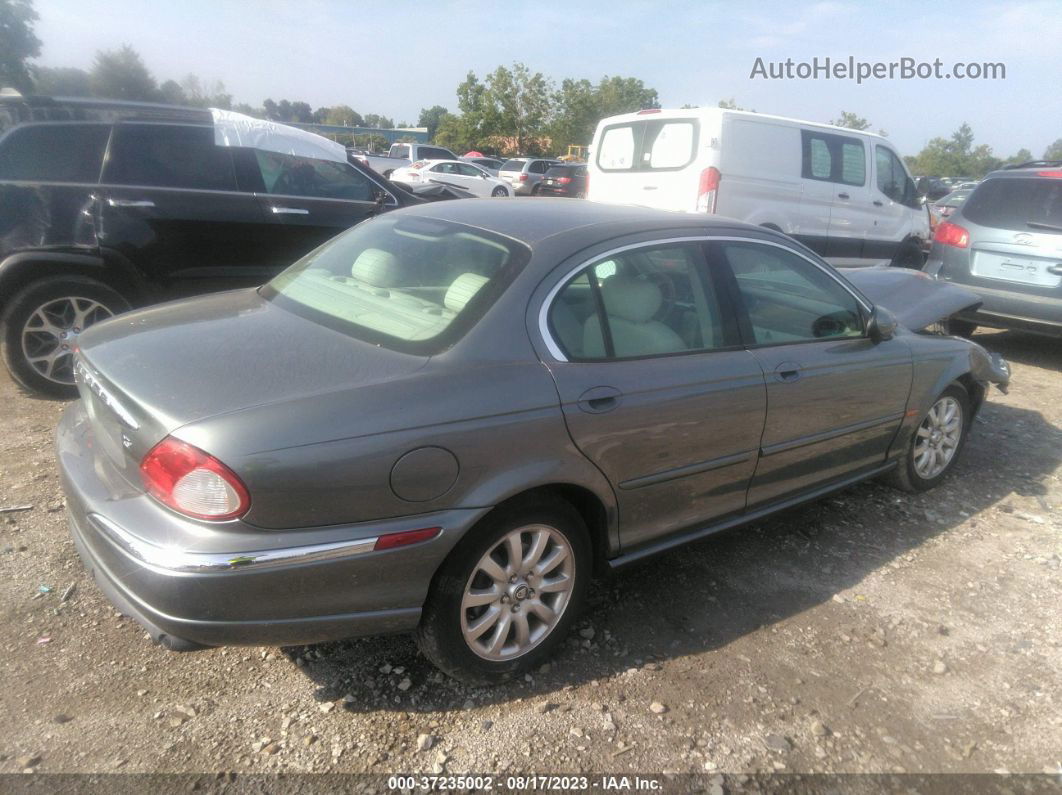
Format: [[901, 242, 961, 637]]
[[253, 151, 373, 201], [719, 242, 864, 344]]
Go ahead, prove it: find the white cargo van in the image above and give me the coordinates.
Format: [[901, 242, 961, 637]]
[[587, 108, 929, 268]]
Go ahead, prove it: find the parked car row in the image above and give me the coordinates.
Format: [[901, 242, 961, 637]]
[[0, 96, 463, 397], [389, 159, 514, 197]]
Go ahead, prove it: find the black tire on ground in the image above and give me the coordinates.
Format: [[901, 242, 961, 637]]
[[530, 184, 542, 196], [945, 318, 977, 339], [890, 239, 925, 269], [0, 276, 129, 399], [491, 186, 508, 197], [415, 495, 592, 685], [884, 384, 971, 493]]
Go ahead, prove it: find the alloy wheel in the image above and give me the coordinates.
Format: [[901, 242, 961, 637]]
[[913, 396, 963, 479], [20, 296, 113, 385], [460, 524, 576, 661]]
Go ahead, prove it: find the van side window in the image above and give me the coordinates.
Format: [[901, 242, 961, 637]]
[[598, 126, 636, 170], [802, 131, 865, 187], [0, 123, 111, 183]]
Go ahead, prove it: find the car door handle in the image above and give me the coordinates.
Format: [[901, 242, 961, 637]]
[[107, 198, 155, 208], [773, 362, 802, 383], [642, 186, 659, 191], [577, 386, 622, 414], [270, 206, 310, 215], [873, 200, 884, 207], [837, 192, 850, 200], [1048, 264, 1062, 276]]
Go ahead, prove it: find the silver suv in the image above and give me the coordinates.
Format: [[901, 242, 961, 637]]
[[924, 162, 1062, 337], [498, 157, 563, 196]]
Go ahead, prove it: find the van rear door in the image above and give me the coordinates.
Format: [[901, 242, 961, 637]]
[[589, 114, 705, 212]]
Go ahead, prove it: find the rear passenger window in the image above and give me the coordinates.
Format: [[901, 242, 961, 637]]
[[549, 243, 729, 360], [0, 124, 110, 183], [597, 120, 697, 172], [530, 161, 549, 174], [802, 131, 865, 186], [104, 124, 236, 191]]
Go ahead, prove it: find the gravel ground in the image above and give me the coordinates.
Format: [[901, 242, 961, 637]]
[[0, 328, 1059, 781]]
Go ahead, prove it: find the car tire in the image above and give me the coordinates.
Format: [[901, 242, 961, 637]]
[[885, 385, 971, 493], [491, 186, 508, 198], [415, 495, 591, 685], [530, 184, 542, 196], [0, 276, 129, 399], [890, 239, 925, 269], [945, 318, 977, 339]]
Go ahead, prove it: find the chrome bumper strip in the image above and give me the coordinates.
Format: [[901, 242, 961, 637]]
[[88, 513, 378, 574]]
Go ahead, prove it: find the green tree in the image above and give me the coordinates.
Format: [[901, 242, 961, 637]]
[[418, 105, 449, 139], [0, 0, 40, 92], [362, 113, 395, 129], [549, 78, 597, 153], [1003, 148, 1033, 166], [830, 111, 871, 130], [906, 123, 1003, 178], [34, 66, 91, 96], [1044, 139, 1062, 160], [482, 63, 552, 154], [596, 75, 658, 117], [179, 75, 232, 109], [718, 97, 754, 111], [90, 45, 157, 101], [316, 105, 363, 127], [434, 112, 474, 153]]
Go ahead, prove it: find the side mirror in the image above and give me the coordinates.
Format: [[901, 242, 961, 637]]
[[867, 305, 898, 342]]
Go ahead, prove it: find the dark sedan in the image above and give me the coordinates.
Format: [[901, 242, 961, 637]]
[[538, 164, 588, 198], [58, 199, 1009, 683]]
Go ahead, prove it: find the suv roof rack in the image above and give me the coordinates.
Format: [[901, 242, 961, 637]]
[[1002, 159, 1062, 170], [0, 94, 211, 127]]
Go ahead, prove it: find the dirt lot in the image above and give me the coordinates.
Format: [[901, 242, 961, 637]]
[[0, 328, 1059, 783]]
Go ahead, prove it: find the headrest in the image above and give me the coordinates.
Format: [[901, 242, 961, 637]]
[[351, 248, 404, 287], [445, 273, 490, 313], [600, 276, 662, 324]]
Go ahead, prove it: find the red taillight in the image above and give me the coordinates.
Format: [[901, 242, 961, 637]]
[[697, 166, 721, 213], [518, 173, 528, 181], [557, 176, 572, 184], [140, 437, 250, 521], [374, 526, 441, 551], [934, 220, 970, 249], [584, 172, 590, 195], [411, 161, 426, 169], [1036, 170, 1062, 178]]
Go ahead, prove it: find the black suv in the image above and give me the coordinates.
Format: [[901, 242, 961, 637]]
[[0, 96, 418, 396]]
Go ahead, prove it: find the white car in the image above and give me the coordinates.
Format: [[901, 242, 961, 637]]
[[587, 108, 930, 268], [390, 160, 513, 197]]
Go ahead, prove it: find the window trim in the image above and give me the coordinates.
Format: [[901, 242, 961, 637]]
[[539, 236, 872, 362]]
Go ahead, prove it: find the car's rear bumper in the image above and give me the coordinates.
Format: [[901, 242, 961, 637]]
[[949, 282, 1062, 336], [57, 402, 486, 649]]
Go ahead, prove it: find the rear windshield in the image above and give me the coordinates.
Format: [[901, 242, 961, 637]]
[[962, 177, 1062, 233], [389, 144, 410, 159], [0, 123, 111, 182], [263, 215, 530, 354], [501, 159, 527, 171], [596, 118, 698, 172]]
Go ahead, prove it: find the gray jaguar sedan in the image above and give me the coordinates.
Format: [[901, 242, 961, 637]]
[[57, 199, 1009, 683]]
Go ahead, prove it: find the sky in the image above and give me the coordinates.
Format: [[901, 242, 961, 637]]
[[33, 0, 1062, 159]]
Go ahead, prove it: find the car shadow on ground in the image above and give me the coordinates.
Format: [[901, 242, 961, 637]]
[[972, 328, 1062, 372], [285, 392, 1060, 714]]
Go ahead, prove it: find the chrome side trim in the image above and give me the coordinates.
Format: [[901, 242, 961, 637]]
[[537, 234, 873, 362], [88, 513, 378, 574]]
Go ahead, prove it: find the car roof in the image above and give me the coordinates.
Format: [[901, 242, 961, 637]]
[[390, 197, 767, 247], [988, 160, 1062, 178]]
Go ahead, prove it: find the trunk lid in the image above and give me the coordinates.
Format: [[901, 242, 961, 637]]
[[74, 288, 428, 478]]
